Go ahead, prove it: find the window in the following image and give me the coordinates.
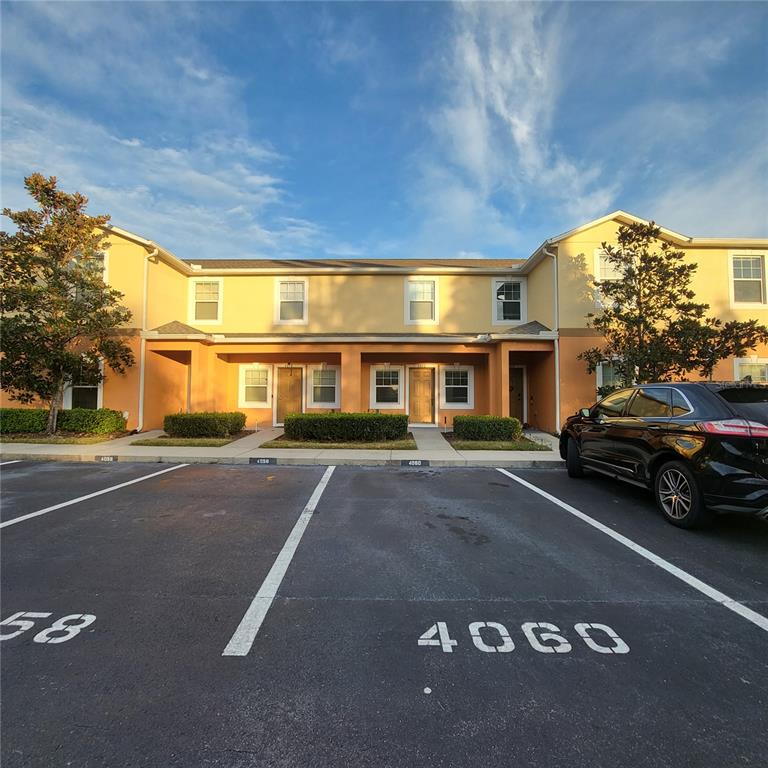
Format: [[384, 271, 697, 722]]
[[731, 255, 765, 304], [596, 361, 620, 390], [276, 279, 308, 323], [593, 249, 622, 306], [238, 365, 271, 408], [190, 279, 222, 324], [308, 365, 339, 408], [735, 358, 768, 382], [494, 281, 522, 322], [63, 360, 102, 410], [405, 279, 438, 324], [371, 366, 404, 408], [627, 388, 671, 418], [440, 366, 475, 409], [592, 389, 633, 418], [671, 389, 693, 416]]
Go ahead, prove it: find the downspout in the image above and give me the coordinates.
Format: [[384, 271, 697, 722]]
[[136, 247, 158, 432], [544, 243, 561, 432]]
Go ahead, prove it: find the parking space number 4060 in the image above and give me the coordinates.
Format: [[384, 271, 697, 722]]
[[419, 621, 629, 654], [0, 612, 96, 644]]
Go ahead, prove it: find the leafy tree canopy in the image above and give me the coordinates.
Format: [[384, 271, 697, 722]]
[[579, 221, 768, 390], [1, 173, 135, 432]]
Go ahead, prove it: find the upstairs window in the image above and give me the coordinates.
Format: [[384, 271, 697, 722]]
[[276, 279, 308, 324], [190, 279, 222, 324], [405, 279, 437, 324], [594, 250, 622, 307], [732, 255, 765, 304], [495, 281, 522, 321]]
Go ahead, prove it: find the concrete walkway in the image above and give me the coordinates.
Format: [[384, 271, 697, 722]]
[[0, 426, 563, 468]]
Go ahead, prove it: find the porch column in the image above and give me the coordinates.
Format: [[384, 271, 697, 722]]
[[499, 343, 511, 418], [487, 349, 499, 415], [341, 348, 362, 413]]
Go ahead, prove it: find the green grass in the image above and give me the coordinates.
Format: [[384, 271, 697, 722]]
[[445, 435, 551, 451], [0, 432, 128, 445], [131, 431, 253, 448], [260, 435, 418, 450]]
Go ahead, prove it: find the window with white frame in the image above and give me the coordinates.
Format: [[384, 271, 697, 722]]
[[276, 279, 308, 323], [493, 280, 524, 323], [735, 358, 768, 382], [440, 366, 474, 409], [405, 279, 437, 324], [371, 366, 403, 408], [308, 365, 339, 408], [191, 279, 222, 323], [593, 249, 622, 306], [239, 365, 271, 407], [596, 361, 621, 390], [732, 255, 765, 304]]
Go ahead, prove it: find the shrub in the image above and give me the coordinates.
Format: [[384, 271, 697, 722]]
[[453, 415, 522, 441], [0, 408, 48, 434], [58, 408, 127, 434], [284, 413, 409, 442], [163, 411, 246, 438]]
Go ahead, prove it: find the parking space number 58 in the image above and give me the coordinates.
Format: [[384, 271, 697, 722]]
[[0, 612, 96, 644]]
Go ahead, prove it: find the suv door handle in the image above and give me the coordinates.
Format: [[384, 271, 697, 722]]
[[647, 425, 662, 430]]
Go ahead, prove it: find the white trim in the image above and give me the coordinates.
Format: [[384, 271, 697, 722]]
[[728, 251, 767, 309], [306, 364, 340, 409], [438, 365, 475, 410], [733, 357, 768, 382], [404, 277, 439, 326], [491, 277, 527, 326], [238, 363, 273, 409], [509, 364, 528, 423], [143, 332, 558, 343], [188, 277, 223, 325], [273, 365, 306, 426], [405, 364, 439, 425], [274, 277, 309, 325], [370, 364, 405, 410]]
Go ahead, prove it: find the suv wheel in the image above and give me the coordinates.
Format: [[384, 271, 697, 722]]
[[566, 437, 584, 478], [654, 460, 710, 529]]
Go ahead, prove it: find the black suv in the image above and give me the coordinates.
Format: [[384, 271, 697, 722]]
[[559, 382, 768, 528]]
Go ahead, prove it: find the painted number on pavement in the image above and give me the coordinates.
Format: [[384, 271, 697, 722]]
[[418, 621, 629, 655], [0, 612, 96, 644]]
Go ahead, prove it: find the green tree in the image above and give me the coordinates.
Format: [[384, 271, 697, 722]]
[[579, 221, 768, 389], [1, 173, 134, 433]]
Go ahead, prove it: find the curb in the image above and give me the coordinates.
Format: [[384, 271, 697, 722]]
[[0, 452, 565, 469]]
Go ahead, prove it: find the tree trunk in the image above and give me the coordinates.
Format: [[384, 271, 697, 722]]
[[46, 381, 65, 435]]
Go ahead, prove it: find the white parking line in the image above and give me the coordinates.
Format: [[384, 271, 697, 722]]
[[0, 460, 22, 467], [222, 465, 336, 657], [497, 468, 768, 635], [0, 464, 189, 529]]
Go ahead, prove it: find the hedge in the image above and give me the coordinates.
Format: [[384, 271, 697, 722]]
[[0, 408, 48, 434], [284, 413, 409, 442], [453, 415, 522, 441], [0, 407, 126, 435], [58, 408, 126, 435], [163, 411, 246, 438]]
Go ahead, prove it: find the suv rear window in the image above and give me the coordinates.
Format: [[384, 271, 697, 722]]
[[717, 387, 768, 425]]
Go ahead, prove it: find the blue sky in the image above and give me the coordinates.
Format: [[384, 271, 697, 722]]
[[2, 1, 766, 261]]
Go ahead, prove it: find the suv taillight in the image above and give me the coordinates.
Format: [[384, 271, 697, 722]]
[[698, 419, 768, 438]]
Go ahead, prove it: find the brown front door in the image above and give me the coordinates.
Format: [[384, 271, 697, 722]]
[[409, 368, 434, 424], [509, 366, 524, 422], [276, 367, 303, 424]]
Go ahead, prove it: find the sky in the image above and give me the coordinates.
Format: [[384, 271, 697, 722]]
[[1, 1, 766, 261]]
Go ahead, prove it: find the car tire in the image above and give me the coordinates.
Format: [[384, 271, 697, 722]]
[[654, 460, 711, 529], [566, 437, 584, 478]]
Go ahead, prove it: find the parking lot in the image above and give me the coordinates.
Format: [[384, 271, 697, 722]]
[[2, 460, 767, 767]]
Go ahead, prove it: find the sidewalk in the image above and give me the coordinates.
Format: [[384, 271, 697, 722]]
[[0, 427, 564, 468]]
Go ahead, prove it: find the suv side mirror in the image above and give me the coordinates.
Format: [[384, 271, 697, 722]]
[[579, 408, 591, 418]]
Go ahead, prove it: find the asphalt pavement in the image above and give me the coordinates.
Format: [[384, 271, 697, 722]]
[[1, 461, 766, 767]]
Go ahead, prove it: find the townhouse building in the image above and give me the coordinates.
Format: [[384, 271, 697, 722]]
[[3, 211, 767, 433]]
